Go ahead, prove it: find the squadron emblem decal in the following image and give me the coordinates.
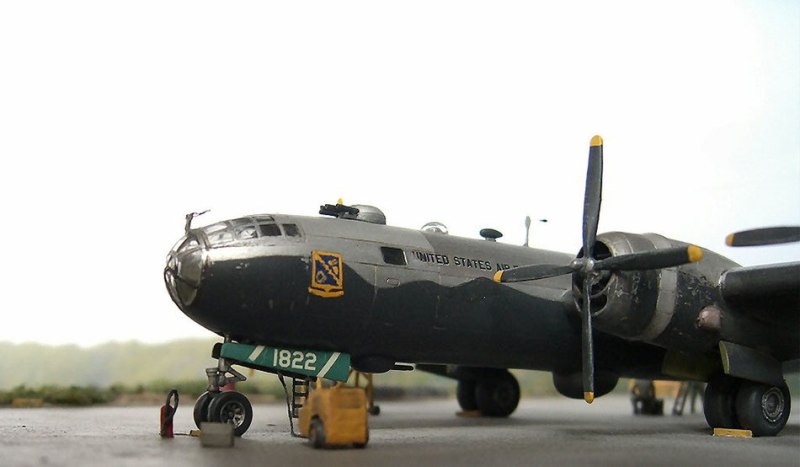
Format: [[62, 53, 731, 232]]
[[308, 250, 344, 298]]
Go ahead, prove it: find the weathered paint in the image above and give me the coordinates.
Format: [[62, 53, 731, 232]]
[[164, 212, 799, 381]]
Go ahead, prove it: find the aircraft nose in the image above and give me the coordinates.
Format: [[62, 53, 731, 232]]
[[164, 233, 206, 308]]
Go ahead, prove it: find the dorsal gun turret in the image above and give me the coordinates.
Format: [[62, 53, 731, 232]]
[[319, 203, 386, 225]]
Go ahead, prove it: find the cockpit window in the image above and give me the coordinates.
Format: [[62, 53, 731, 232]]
[[174, 235, 200, 253], [204, 223, 234, 245], [229, 218, 254, 228], [207, 230, 234, 245], [236, 225, 258, 240], [259, 223, 281, 237], [197, 217, 298, 246], [282, 224, 301, 237], [204, 223, 227, 235]]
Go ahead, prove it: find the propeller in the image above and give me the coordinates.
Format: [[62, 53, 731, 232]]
[[725, 226, 800, 247], [493, 135, 704, 404]]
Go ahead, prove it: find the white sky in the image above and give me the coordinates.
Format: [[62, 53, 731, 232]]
[[1, 1, 798, 347]]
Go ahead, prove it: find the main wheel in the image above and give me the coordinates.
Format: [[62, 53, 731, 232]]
[[193, 391, 214, 429], [475, 371, 520, 417], [309, 418, 326, 449], [735, 381, 791, 437], [703, 379, 740, 430], [207, 391, 253, 437], [456, 380, 478, 411]]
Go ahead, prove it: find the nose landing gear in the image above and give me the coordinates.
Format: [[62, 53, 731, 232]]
[[193, 356, 253, 437], [191, 340, 354, 438]]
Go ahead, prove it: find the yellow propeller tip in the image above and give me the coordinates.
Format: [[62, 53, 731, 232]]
[[590, 135, 603, 147], [725, 234, 735, 246], [493, 270, 504, 283], [337, 197, 344, 205], [687, 245, 704, 262], [584, 392, 595, 404]]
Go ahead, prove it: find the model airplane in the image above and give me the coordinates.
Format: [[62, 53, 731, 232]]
[[164, 136, 799, 437]]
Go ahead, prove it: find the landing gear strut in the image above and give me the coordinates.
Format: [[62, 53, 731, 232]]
[[457, 370, 520, 417], [703, 376, 791, 437], [193, 355, 254, 437]]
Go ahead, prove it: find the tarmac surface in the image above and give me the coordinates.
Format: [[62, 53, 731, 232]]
[[2, 396, 798, 467]]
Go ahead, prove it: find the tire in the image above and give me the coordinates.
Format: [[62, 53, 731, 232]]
[[193, 391, 214, 429], [475, 372, 520, 417], [309, 418, 326, 449], [735, 381, 791, 437], [703, 379, 740, 430], [207, 391, 253, 437], [456, 380, 478, 411]]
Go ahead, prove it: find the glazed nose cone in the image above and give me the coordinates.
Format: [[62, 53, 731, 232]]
[[164, 234, 205, 309]]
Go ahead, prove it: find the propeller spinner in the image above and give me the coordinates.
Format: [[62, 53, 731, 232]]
[[494, 135, 704, 404]]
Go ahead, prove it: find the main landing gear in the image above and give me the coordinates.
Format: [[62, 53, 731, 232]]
[[456, 369, 520, 417], [703, 375, 791, 437], [193, 357, 254, 437]]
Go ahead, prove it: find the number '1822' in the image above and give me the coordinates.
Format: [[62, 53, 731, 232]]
[[272, 349, 317, 371]]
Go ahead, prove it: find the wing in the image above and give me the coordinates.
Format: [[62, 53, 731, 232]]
[[720, 261, 800, 325]]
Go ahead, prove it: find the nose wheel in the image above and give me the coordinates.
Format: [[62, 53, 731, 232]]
[[193, 391, 215, 429], [194, 352, 253, 437], [193, 390, 253, 437]]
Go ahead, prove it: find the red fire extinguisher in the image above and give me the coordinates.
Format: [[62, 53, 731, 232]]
[[160, 389, 179, 438]]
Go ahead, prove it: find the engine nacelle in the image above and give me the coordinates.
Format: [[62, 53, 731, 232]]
[[578, 232, 739, 355]]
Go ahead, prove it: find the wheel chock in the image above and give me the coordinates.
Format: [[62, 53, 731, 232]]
[[712, 428, 753, 438], [199, 422, 234, 447], [456, 410, 482, 418]]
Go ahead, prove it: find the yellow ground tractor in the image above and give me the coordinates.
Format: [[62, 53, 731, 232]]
[[298, 379, 369, 449]]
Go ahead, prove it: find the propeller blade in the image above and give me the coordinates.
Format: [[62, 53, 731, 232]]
[[581, 277, 595, 404], [726, 226, 800, 247], [580, 135, 603, 405], [582, 135, 604, 259], [494, 264, 574, 283], [594, 245, 704, 271]]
